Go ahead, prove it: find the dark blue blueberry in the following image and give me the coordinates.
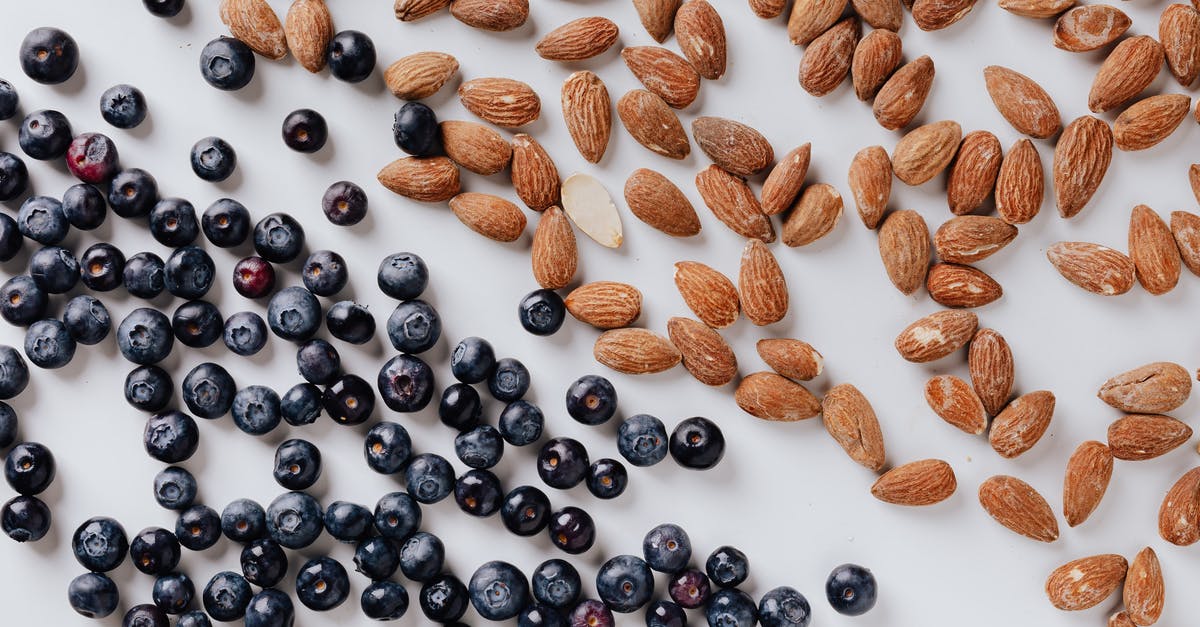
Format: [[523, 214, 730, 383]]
[[29, 246, 79, 293], [254, 213, 305, 263], [124, 604, 169, 627], [153, 572, 195, 614], [100, 84, 147, 129], [296, 556, 350, 611], [488, 357, 530, 402], [0, 346, 28, 399], [643, 523, 691, 574], [66, 132, 120, 184], [825, 563, 876, 617], [282, 109, 328, 153], [668, 568, 710, 609], [200, 37, 255, 91], [758, 586, 811, 627], [438, 383, 481, 431], [244, 588, 294, 627], [165, 246, 215, 299], [267, 286, 321, 341], [386, 299, 441, 353], [0, 213, 21, 261], [296, 338, 340, 385], [501, 485, 550, 537], [420, 574, 469, 623], [1, 494, 50, 542], [377, 253, 428, 300], [451, 336, 495, 384], [469, 560, 529, 620], [5, 441, 54, 495], [0, 276, 48, 326], [322, 180, 367, 226], [23, 318, 75, 368], [354, 536, 400, 580], [548, 507, 594, 554], [81, 241, 127, 290], [327, 30, 375, 82], [405, 453, 454, 504], [455, 468, 503, 517], [585, 458, 627, 500], [617, 414, 668, 467], [378, 353, 435, 412], [323, 500, 372, 542], [455, 424, 504, 469], [398, 531, 444, 583], [19, 110, 72, 160], [373, 491, 421, 541], [123, 251, 165, 298], [108, 168, 159, 218], [150, 197, 199, 247], [233, 256, 276, 299], [19, 27, 78, 84], [393, 102, 438, 156], [706, 546, 749, 589], [518, 289, 565, 336], [566, 375, 617, 425], [144, 0, 184, 16], [326, 301, 375, 344], [364, 421, 411, 474], [221, 498, 266, 542], [520, 604, 567, 627], [191, 136, 236, 181], [302, 250, 348, 296], [178, 610, 212, 627], [568, 599, 613, 627], [240, 539, 288, 587], [182, 362, 235, 419], [538, 438, 589, 490], [361, 580, 408, 620], [670, 416, 724, 470], [62, 183, 107, 229], [596, 555, 654, 613], [281, 382, 322, 426], [18, 195, 67, 244], [266, 491, 323, 549], [152, 466, 197, 511], [125, 365, 173, 412], [532, 559, 580, 609], [223, 311, 268, 356], [0, 153, 27, 204], [202, 571, 252, 621], [202, 198, 250, 247], [0, 401, 16, 449], [707, 588, 758, 627], [68, 572, 120, 618], [176, 504, 221, 551], [232, 385, 281, 436], [0, 80, 17, 121], [143, 410, 199, 463], [645, 600, 687, 627], [72, 516, 128, 572], [323, 373, 375, 425], [173, 300, 223, 348]]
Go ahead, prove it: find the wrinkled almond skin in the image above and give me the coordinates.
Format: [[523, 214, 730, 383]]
[[935, 215, 1017, 264], [999, 0, 1073, 18], [1098, 362, 1192, 414], [1045, 555, 1128, 610], [285, 0, 333, 73], [1129, 204, 1183, 295], [852, 29, 903, 101], [739, 239, 788, 326], [634, 0, 682, 43], [1047, 242, 1135, 296], [448, 193, 526, 242], [440, 121, 512, 176], [1108, 414, 1193, 461], [913, 0, 978, 31], [878, 209, 930, 294], [994, 138, 1044, 225], [1062, 440, 1114, 527], [459, 78, 540, 128], [762, 144, 812, 216], [1110, 612, 1137, 627], [594, 328, 681, 375], [395, 0, 451, 22], [892, 120, 962, 186], [1192, 164, 1200, 205], [782, 183, 842, 247], [798, 17, 860, 97], [626, 169, 702, 237], [984, 66, 1061, 139], [979, 475, 1060, 543], [1054, 115, 1114, 218], [750, 0, 788, 18], [926, 263, 1003, 309], [848, 146, 891, 229], [946, 130, 1002, 215], [873, 56, 935, 131], [1170, 210, 1200, 275], [990, 390, 1055, 459], [675, 261, 740, 328], [1054, 5, 1130, 52], [1089, 36, 1165, 113], [511, 134, 560, 212], [377, 156, 461, 202], [618, 90, 690, 160], [1124, 548, 1164, 626], [871, 459, 957, 505], [561, 71, 612, 164], [970, 328, 1015, 416], [385, 52, 459, 101], [696, 165, 776, 243], [894, 310, 978, 363], [674, 0, 727, 80], [692, 117, 774, 177], [536, 17, 620, 61], [1159, 467, 1200, 545], [822, 383, 886, 471], [736, 372, 822, 421], [221, 0, 289, 60], [925, 375, 987, 434], [449, 0, 529, 31], [853, 0, 903, 30], [1161, 4, 1200, 86], [565, 282, 643, 329], [788, 0, 849, 45], [621, 46, 701, 109], [531, 206, 577, 290], [1114, 94, 1191, 151], [668, 317, 737, 386], [757, 339, 824, 381]]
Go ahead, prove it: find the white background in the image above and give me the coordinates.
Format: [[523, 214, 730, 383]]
[[0, 1, 1198, 625]]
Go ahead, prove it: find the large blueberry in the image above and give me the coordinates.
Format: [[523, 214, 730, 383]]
[[454, 468, 503, 517], [419, 574, 468, 623], [438, 383, 481, 431], [707, 588, 759, 627], [130, 527, 181, 576], [405, 453, 454, 504], [125, 365, 173, 412], [108, 168, 159, 218], [498, 401, 544, 447], [202, 571, 252, 621], [182, 362, 236, 419], [0, 276, 47, 327], [378, 353, 434, 412], [149, 197, 199, 247], [267, 286, 321, 341], [63, 295, 110, 345], [201, 198, 250, 247], [151, 467, 196, 511], [123, 252, 165, 298], [266, 491, 323, 549], [273, 438, 321, 490], [100, 83, 147, 129], [566, 375, 617, 425], [223, 311, 268, 357], [500, 485, 550, 537], [398, 531, 444, 583], [455, 424, 504, 469], [326, 30, 376, 83], [361, 580, 408, 620], [19, 110, 71, 160], [322, 374, 375, 425], [377, 252, 427, 299], [253, 213, 305, 263], [363, 421, 412, 474], [62, 183, 107, 230], [220, 498, 266, 543], [643, 523, 691, 574], [199, 37, 255, 91], [68, 572, 119, 618], [4, 441, 55, 495], [19, 27, 78, 84], [165, 246, 215, 299], [759, 586, 812, 627], [1, 494, 50, 542], [669, 416, 725, 470], [825, 563, 877, 617], [176, 505, 222, 551], [72, 516, 128, 572], [596, 554, 654, 613], [153, 572, 195, 614], [172, 300, 224, 348], [707, 546, 750, 589], [232, 385, 281, 436], [243, 588, 293, 627], [617, 414, 668, 467], [295, 556, 349, 611], [17, 195, 67, 245], [29, 246, 79, 293], [532, 559, 580, 609], [143, 411, 199, 463], [190, 136, 236, 182], [386, 299, 441, 353], [353, 536, 399, 580], [547, 507, 594, 554], [469, 560, 530, 621], [0, 346, 29, 399], [537, 438, 589, 490], [281, 382, 322, 426], [373, 491, 421, 541], [240, 539, 288, 587], [450, 336, 495, 384], [23, 319, 75, 369]]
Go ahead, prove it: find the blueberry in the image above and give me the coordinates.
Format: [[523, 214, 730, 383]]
[[202, 571, 252, 621], [0, 214, 22, 261], [2, 495, 50, 542], [566, 375, 617, 425], [455, 425, 504, 469], [100, 83, 148, 129], [124, 252, 165, 298], [386, 299, 441, 353], [455, 468, 503, 517], [191, 136, 236, 182], [669, 568, 710, 609], [538, 438, 589, 490], [0, 346, 29, 399], [232, 256, 276, 299], [152, 466, 197, 510], [520, 604, 567, 627], [0, 80, 17, 121], [322, 180, 368, 226], [364, 421, 412, 474], [266, 491, 323, 549], [548, 506, 594, 554], [108, 168, 159, 218], [202, 198, 250, 247], [645, 600, 687, 627], [4, 441, 54, 495], [361, 580, 409, 620], [670, 416, 724, 470], [200, 37, 255, 91], [254, 213, 305, 263], [19, 110, 72, 160], [499, 402, 544, 446], [326, 30, 375, 82], [244, 588, 294, 627], [172, 300, 223, 348], [378, 353, 435, 412], [759, 586, 812, 627], [420, 574, 469, 623], [532, 559, 580, 609], [354, 536, 400, 580], [18, 195, 68, 244], [153, 572, 195, 614], [373, 491, 421, 541], [282, 109, 328, 153], [149, 197, 199, 247], [144, 411, 199, 463], [377, 252, 428, 300], [301, 250, 347, 296], [221, 498, 266, 542], [223, 311, 268, 356], [0, 153, 27, 203], [451, 336, 496, 383], [0, 276, 48, 326], [80, 242, 126, 291], [240, 539, 288, 587], [706, 546, 749, 589], [20, 27, 78, 83], [438, 383, 481, 431], [488, 357, 530, 402], [405, 453, 454, 504], [72, 516, 128, 572], [296, 338, 340, 384], [399, 531, 444, 582], [68, 572, 120, 618], [61, 183, 106, 229], [66, 132, 120, 184], [273, 438, 322, 490], [267, 286, 322, 341], [518, 289, 565, 336], [323, 373, 375, 425], [326, 301, 375, 344], [708, 588, 758, 627], [825, 563, 876, 617], [586, 458, 627, 500], [324, 501, 373, 542], [29, 245, 79, 293], [124, 603, 169, 627], [281, 382, 322, 426], [182, 362, 235, 419], [296, 556, 350, 611], [617, 414, 668, 467], [393, 102, 439, 156], [232, 385, 281, 436], [596, 554, 654, 613], [501, 485, 551, 537], [568, 599, 613, 627], [178, 610, 212, 627], [24, 319, 75, 368], [0, 402, 16, 448], [165, 245, 215, 299], [125, 365, 173, 412], [643, 523, 691, 574], [144, 0, 185, 16], [469, 560, 529, 621]]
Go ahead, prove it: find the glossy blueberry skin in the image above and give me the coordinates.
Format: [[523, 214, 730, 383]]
[[153, 572, 195, 614], [165, 246, 215, 299], [455, 468, 503, 517], [0, 80, 17, 121], [149, 197, 199, 247], [240, 539, 288, 587], [282, 109, 328, 153], [405, 453, 454, 504], [586, 458, 627, 500], [708, 588, 759, 627], [281, 382, 322, 426], [68, 572, 120, 618], [125, 603, 169, 627], [324, 501, 372, 542], [302, 250, 348, 296], [124, 252, 165, 298], [393, 102, 439, 156], [202, 198, 250, 247], [66, 132, 120, 184], [597, 555, 654, 613], [0, 214, 21, 261], [364, 421, 412, 474], [455, 425, 504, 469], [451, 336, 496, 384], [172, 300, 223, 348], [244, 588, 294, 627], [108, 168, 159, 218], [469, 560, 530, 621], [322, 180, 367, 226], [253, 213, 305, 262], [29, 246, 79, 293], [758, 586, 811, 627], [645, 600, 686, 627], [532, 559, 580, 609], [130, 524, 183, 565], [0, 402, 16, 448], [438, 383, 480, 431], [79, 242, 125, 292], [825, 563, 876, 617], [5, 441, 55, 495], [224, 311, 267, 356], [125, 365, 172, 412], [178, 610, 212, 627], [377, 252, 428, 300], [670, 416, 725, 470], [182, 362, 235, 419], [0, 346, 29, 399], [354, 536, 399, 580], [152, 466, 197, 511], [232, 385, 281, 436], [669, 569, 710, 609], [61, 183, 106, 230], [566, 375, 617, 425], [518, 289, 566, 336], [385, 299, 441, 353], [706, 546, 749, 589], [232, 256, 276, 299], [297, 339, 340, 385], [548, 507, 595, 554], [176, 505, 221, 551], [0, 153, 27, 204], [569, 600, 614, 627], [200, 37, 255, 91], [327, 30, 375, 82], [326, 301, 375, 344], [72, 516, 128, 572], [420, 574, 470, 623], [373, 491, 421, 541], [144, 0, 184, 16], [323, 374, 375, 425], [296, 556, 350, 611], [497, 401, 545, 448], [19, 110, 72, 160], [203, 571, 252, 621], [267, 491, 323, 549], [191, 136, 236, 181], [144, 411, 199, 463], [378, 353, 435, 412], [501, 485, 550, 537], [361, 580, 408, 620], [20, 27, 78, 83], [538, 438, 590, 490], [617, 414, 668, 467], [399, 531, 444, 582], [0, 277, 46, 326], [488, 357, 530, 402], [221, 498, 266, 543], [18, 196, 68, 244], [2, 495, 50, 542], [101, 84, 147, 129], [643, 523, 691, 574], [268, 286, 321, 342]]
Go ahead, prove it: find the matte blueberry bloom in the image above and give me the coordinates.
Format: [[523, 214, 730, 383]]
[[455, 425, 504, 469], [378, 353, 434, 412], [29, 246, 79, 294], [386, 299, 441, 353], [19, 110, 71, 160], [164, 246, 214, 300], [266, 491, 323, 549], [0, 276, 47, 327], [405, 453, 454, 504], [23, 319, 76, 369], [19, 27, 78, 84], [190, 136, 236, 182], [223, 311, 268, 356], [0, 346, 29, 399], [377, 252, 427, 300], [123, 251, 165, 298], [152, 467, 196, 511], [125, 365, 172, 412], [707, 546, 750, 589], [618, 414, 669, 467], [707, 589, 759, 627], [143, 411, 199, 463], [62, 183, 107, 230], [244, 588, 293, 627], [17, 195, 68, 245], [254, 213, 305, 263], [281, 383, 322, 426], [399, 531, 444, 583], [62, 295, 111, 345], [232, 386, 281, 436], [643, 523, 692, 574], [221, 498, 267, 543], [469, 560, 530, 621], [100, 83, 147, 129], [596, 555, 654, 613], [450, 336, 495, 384], [267, 286, 321, 342], [182, 362, 236, 419]]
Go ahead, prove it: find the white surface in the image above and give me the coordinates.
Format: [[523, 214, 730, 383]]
[[0, 1, 1197, 626]]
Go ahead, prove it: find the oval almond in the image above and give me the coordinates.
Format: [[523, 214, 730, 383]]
[[979, 475, 1060, 542], [848, 145, 892, 229], [1171, 209, 1200, 275], [969, 327, 1015, 416], [782, 183, 842, 247], [1124, 547, 1164, 626], [946, 130, 1002, 216], [692, 117, 774, 177], [926, 263, 1002, 309], [511, 134, 560, 211], [594, 328, 681, 375], [892, 120, 962, 186], [1054, 5, 1130, 52], [1053, 115, 1113, 218], [1045, 554, 1127, 610], [1108, 414, 1193, 461], [385, 51, 459, 101], [924, 374, 987, 434], [668, 317, 737, 386], [1062, 440, 1113, 528], [621, 46, 701, 109], [983, 66, 1062, 139], [894, 310, 978, 363], [1129, 204, 1183, 295], [536, 16, 619, 61], [377, 156, 460, 202], [1098, 361, 1191, 414], [873, 55, 935, 131], [459, 77, 541, 128], [1114, 94, 1191, 151], [822, 383, 886, 471], [1159, 467, 1200, 545], [625, 169, 701, 237], [878, 209, 930, 294], [1162, 4, 1200, 86], [1088, 35, 1165, 113], [871, 459, 957, 505], [994, 138, 1044, 225], [757, 338, 824, 381], [762, 144, 812, 216], [798, 17, 860, 97], [565, 281, 642, 329], [935, 215, 1018, 264], [851, 29, 903, 101], [448, 193, 526, 242], [739, 239, 788, 326], [674, 0, 727, 79], [990, 390, 1055, 459], [617, 89, 690, 160], [531, 206, 577, 290], [440, 121, 512, 176], [695, 165, 775, 243], [674, 261, 739, 329], [1046, 241, 1134, 296], [735, 372, 821, 421]]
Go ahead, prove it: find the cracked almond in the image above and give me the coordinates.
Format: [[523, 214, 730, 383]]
[[1098, 361, 1191, 414]]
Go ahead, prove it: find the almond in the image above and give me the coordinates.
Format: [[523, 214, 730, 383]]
[[999, 0, 1073, 18], [617, 90, 690, 160], [1159, 467, 1200, 545], [979, 475, 1060, 542], [1161, 4, 1200, 86], [798, 17, 860, 97], [626, 169, 702, 237], [675, 261, 740, 328], [946, 130, 1002, 215], [848, 146, 892, 229], [561, 173, 623, 249], [990, 390, 1056, 458], [1170, 210, 1200, 275], [935, 216, 1017, 264], [892, 120, 962, 186], [459, 78, 540, 128], [851, 29, 903, 101], [1045, 554, 1127, 610], [1053, 115, 1113, 218], [531, 206, 577, 290], [220, 0, 289, 60], [852, 0, 903, 30], [739, 239, 788, 326], [1108, 414, 1193, 461], [994, 138, 1044, 225], [448, 193, 526, 242], [878, 209, 930, 294], [1110, 612, 1137, 627], [692, 117, 774, 177], [736, 372, 822, 421], [757, 338, 824, 381], [1063, 440, 1113, 527], [871, 459, 957, 505], [674, 0, 727, 80], [449, 0, 528, 31], [668, 317, 737, 386], [969, 328, 1015, 416], [983, 65, 1061, 139], [621, 46, 701, 109], [1098, 362, 1191, 414], [1089, 36, 1165, 113], [561, 71, 612, 164], [1114, 94, 1191, 151], [822, 383, 886, 471], [695, 165, 776, 242], [762, 144, 812, 216], [1129, 204, 1183, 295], [894, 310, 978, 363], [440, 121, 512, 176], [926, 263, 1002, 309], [511, 134, 560, 212], [1124, 548, 1164, 626], [788, 0, 849, 45], [912, 0, 978, 31], [1054, 5, 1130, 52], [377, 156, 460, 202], [873, 56, 935, 131], [285, 0, 332, 73], [536, 17, 619, 61], [1047, 242, 1135, 295], [394, 0, 451, 22], [782, 183, 842, 247], [384, 52, 459, 101], [633, 0, 682, 43], [924, 375, 987, 434], [1191, 163, 1200, 204], [594, 328, 681, 375], [565, 282, 642, 329], [750, 0, 788, 18]]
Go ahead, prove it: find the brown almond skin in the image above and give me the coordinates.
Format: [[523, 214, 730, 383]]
[[692, 117, 774, 177], [999, 0, 1074, 18], [873, 56, 935, 131], [674, 0, 727, 79], [1170, 210, 1200, 275], [1098, 362, 1192, 414], [822, 383, 886, 471], [782, 183, 842, 247], [626, 169, 701, 237], [440, 121, 512, 176], [1045, 555, 1127, 610], [750, 0, 788, 18], [511, 134, 560, 211], [852, 0, 902, 30], [668, 317, 737, 386], [757, 339, 823, 381], [1115, 94, 1191, 151], [762, 144, 812, 216], [798, 17, 860, 97], [674, 261, 739, 328], [894, 310, 978, 363], [788, 0, 850, 45], [634, 0, 682, 43], [395, 0, 452, 22], [618, 90, 690, 160], [565, 282, 642, 329], [1124, 548, 1164, 626], [871, 459, 957, 505], [924, 374, 987, 434], [912, 0, 978, 31], [621, 47, 701, 109], [847, 146, 891, 229], [1191, 163, 1200, 205], [979, 475, 1060, 543], [1161, 4, 1200, 86], [1110, 611, 1137, 627], [1129, 204, 1183, 295], [1108, 414, 1193, 461], [1054, 5, 1130, 52], [969, 328, 1015, 416], [536, 17, 620, 61], [594, 328, 681, 375], [983, 66, 1062, 139], [561, 71, 612, 164], [448, 193, 526, 242], [926, 263, 1002, 309], [735, 372, 821, 421], [892, 121, 962, 186], [851, 29, 903, 102], [449, 0, 529, 31], [739, 239, 788, 326], [1046, 241, 1134, 295], [1089, 36, 1165, 113], [1062, 440, 1114, 527], [935, 215, 1018, 264], [990, 390, 1056, 459], [531, 206, 577, 290], [377, 156, 460, 202], [946, 130, 1002, 215], [1054, 115, 1114, 218], [458, 78, 540, 128], [994, 138, 1044, 225], [1159, 467, 1200, 545], [695, 165, 776, 243], [385, 52, 459, 101], [285, 0, 333, 73], [221, 0, 289, 60], [878, 209, 930, 294]]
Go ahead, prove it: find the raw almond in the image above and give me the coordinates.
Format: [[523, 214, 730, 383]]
[[1159, 466, 1200, 545], [788, 0, 849, 45], [1124, 548, 1164, 626], [626, 169, 702, 237], [448, 193, 526, 242], [459, 78, 540, 128], [621, 46, 701, 109], [924, 374, 987, 434], [1054, 5, 1130, 52], [674, 261, 740, 328], [384, 52, 459, 101], [511, 134, 560, 211], [999, 0, 1073, 18], [994, 138, 1044, 225], [946, 131, 1001, 215], [561, 173, 623, 248], [822, 383, 886, 471], [220, 0, 289, 59], [912, 0, 978, 31], [1161, 4, 1200, 86], [762, 144, 812, 216], [440, 121, 512, 176], [674, 0, 727, 80], [594, 328, 681, 375], [979, 475, 1060, 542], [531, 206, 577, 290], [848, 146, 891, 229], [1098, 362, 1191, 414], [739, 239, 788, 326], [1108, 414, 1192, 461], [1110, 612, 1137, 627], [736, 372, 822, 421], [1089, 36, 1165, 113], [668, 317, 737, 386], [1063, 440, 1113, 527], [1053, 115, 1113, 218], [798, 17, 860, 97], [565, 282, 643, 329], [377, 156, 460, 202], [757, 338, 824, 381], [633, 0, 681, 43], [894, 310, 978, 363], [990, 390, 1056, 458], [1114, 94, 1191, 151], [871, 459, 957, 505], [852, 0, 903, 30], [873, 56, 935, 131], [1129, 204, 1183, 295], [1192, 163, 1200, 204], [969, 328, 1014, 416], [1045, 554, 1127, 610], [926, 263, 1003, 308], [935, 216, 1017, 264], [782, 183, 842, 247], [394, 0, 451, 22], [536, 17, 619, 61], [1047, 242, 1135, 295], [449, 0, 528, 31], [878, 209, 930, 294], [892, 120, 962, 186], [983, 66, 1061, 139], [617, 90, 690, 160], [692, 117, 774, 176], [851, 29, 903, 101], [695, 165, 776, 242], [285, 0, 332, 73], [1170, 210, 1200, 275], [561, 71, 612, 164], [750, 0, 788, 18]]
